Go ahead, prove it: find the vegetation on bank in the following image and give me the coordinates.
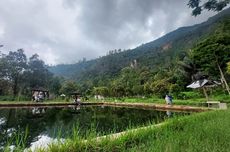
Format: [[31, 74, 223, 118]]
[[48, 13, 230, 100], [0, 90, 230, 107], [30, 108, 230, 152], [1, 3, 230, 152], [1, 12, 230, 101]]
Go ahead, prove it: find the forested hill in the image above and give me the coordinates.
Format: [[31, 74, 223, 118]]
[[49, 8, 230, 82]]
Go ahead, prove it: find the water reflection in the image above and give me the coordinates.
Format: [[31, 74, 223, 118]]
[[28, 135, 63, 152], [0, 106, 189, 149], [32, 108, 46, 115], [166, 110, 172, 117]]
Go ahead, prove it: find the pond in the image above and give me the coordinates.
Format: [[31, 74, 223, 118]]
[[0, 105, 190, 150]]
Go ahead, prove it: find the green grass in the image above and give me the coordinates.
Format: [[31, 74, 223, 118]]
[[3, 126, 29, 152], [32, 108, 230, 152], [91, 96, 207, 107], [1, 92, 230, 107], [127, 109, 230, 152]]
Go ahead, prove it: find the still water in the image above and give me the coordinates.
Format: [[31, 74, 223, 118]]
[[0, 105, 189, 149]]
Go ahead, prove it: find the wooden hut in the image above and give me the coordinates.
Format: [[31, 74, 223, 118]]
[[31, 87, 49, 102]]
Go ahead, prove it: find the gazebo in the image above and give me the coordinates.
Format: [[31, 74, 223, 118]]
[[31, 87, 49, 102], [70, 91, 82, 104], [187, 79, 220, 101]]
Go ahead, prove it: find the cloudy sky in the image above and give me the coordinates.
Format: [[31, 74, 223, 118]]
[[0, 0, 216, 65]]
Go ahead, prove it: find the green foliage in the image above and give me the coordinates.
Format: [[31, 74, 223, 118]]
[[188, 0, 230, 16], [227, 62, 230, 74], [59, 81, 79, 96], [192, 33, 230, 77], [4, 126, 29, 151], [1, 49, 27, 96], [50, 9, 230, 81], [177, 91, 203, 99], [0, 96, 15, 101], [93, 87, 109, 96], [0, 50, 62, 99], [26, 54, 53, 89], [151, 79, 172, 97], [48, 77, 62, 95], [0, 10, 228, 100], [48, 9, 230, 98]]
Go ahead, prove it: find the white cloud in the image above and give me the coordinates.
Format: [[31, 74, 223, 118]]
[[0, 0, 217, 65]]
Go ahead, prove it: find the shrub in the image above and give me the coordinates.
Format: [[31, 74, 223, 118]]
[[177, 91, 202, 99]]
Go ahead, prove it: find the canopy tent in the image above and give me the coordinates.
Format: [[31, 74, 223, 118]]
[[187, 79, 221, 100], [31, 87, 49, 102], [187, 79, 220, 89]]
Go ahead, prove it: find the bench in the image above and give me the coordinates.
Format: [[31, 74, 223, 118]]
[[200, 101, 227, 109], [206, 101, 220, 108], [206, 101, 227, 109]]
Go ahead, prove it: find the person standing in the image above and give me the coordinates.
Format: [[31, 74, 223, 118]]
[[165, 95, 173, 105]]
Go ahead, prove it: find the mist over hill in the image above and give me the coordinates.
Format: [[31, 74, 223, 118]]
[[49, 8, 230, 83]]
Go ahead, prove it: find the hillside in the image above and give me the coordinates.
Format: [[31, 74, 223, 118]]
[[49, 8, 230, 82]]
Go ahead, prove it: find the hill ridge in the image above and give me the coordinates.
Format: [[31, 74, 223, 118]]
[[49, 8, 230, 80]]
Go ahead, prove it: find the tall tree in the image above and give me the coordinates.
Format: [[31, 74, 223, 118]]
[[93, 87, 109, 97], [191, 33, 230, 94], [3, 49, 27, 96], [27, 54, 52, 88], [60, 81, 79, 96], [49, 76, 62, 95]]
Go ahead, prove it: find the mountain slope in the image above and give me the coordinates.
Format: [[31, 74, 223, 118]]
[[49, 8, 230, 81]]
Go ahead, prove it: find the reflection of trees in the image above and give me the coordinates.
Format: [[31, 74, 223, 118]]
[[0, 106, 184, 149], [0, 108, 53, 148]]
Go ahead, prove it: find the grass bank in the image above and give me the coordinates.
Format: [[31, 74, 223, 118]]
[[33, 108, 230, 152], [1, 92, 230, 106]]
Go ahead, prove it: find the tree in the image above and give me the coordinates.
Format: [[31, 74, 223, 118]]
[[0, 49, 62, 98], [3, 49, 27, 96], [118, 67, 140, 96], [93, 87, 109, 97], [178, 51, 198, 81], [111, 81, 125, 97], [188, 0, 230, 16], [25, 54, 53, 90], [151, 79, 172, 97], [191, 33, 230, 94], [60, 81, 78, 96], [49, 77, 62, 95]]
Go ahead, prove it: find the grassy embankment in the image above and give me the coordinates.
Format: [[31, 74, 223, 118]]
[[1, 91, 230, 106], [31, 108, 230, 152]]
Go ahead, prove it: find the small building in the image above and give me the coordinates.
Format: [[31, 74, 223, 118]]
[[31, 87, 49, 102], [71, 91, 82, 104]]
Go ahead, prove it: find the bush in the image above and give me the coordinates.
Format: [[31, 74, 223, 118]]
[[0, 95, 15, 101], [177, 91, 202, 99], [0, 95, 31, 101]]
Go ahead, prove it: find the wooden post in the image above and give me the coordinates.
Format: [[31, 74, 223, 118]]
[[202, 87, 209, 101], [217, 62, 230, 95]]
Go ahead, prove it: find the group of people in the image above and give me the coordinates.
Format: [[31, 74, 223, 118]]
[[32, 91, 45, 102], [73, 95, 81, 105]]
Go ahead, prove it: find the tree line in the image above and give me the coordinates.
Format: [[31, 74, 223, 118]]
[[0, 49, 62, 99], [1, 16, 230, 101], [75, 17, 230, 98]]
